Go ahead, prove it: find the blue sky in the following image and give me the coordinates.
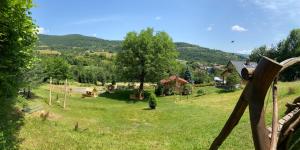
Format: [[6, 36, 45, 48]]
[[32, 0, 300, 54]]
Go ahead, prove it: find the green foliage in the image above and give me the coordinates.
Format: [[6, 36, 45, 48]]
[[226, 72, 240, 91], [250, 28, 300, 81], [182, 84, 193, 95], [176, 42, 246, 64], [37, 34, 247, 65], [44, 57, 70, 82], [37, 34, 122, 52], [155, 83, 165, 96], [117, 28, 178, 91], [249, 45, 269, 63], [197, 89, 207, 96], [21, 56, 46, 88], [0, 0, 37, 146], [183, 68, 192, 83], [194, 71, 212, 84], [164, 87, 174, 96], [147, 93, 157, 109], [0, 0, 37, 99]]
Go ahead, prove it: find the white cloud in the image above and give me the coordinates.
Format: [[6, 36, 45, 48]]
[[91, 33, 97, 37], [37, 27, 47, 34], [155, 16, 162, 21], [240, 0, 300, 22], [231, 25, 248, 32], [207, 26, 213, 31]]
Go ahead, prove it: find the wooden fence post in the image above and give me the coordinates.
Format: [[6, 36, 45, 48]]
[[49, 77, 52, 105], [64, 79, 67, 109]]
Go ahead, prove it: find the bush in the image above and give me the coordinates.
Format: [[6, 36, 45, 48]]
[[155, 83, 164, 96], [182, 84, 193, 95], [226, 72, 240, 91], [148, 93, 157, 109], [197, 89, 206, 96], [164, 88, 174, 96], [287, 87, 297, 95]]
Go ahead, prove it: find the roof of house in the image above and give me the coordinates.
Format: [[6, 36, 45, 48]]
[[160, 75, 188, 84], [223, 60, 257, 77]]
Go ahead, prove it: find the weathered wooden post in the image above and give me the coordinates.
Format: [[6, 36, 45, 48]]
[[209, 56, 300, 150], [270, 77, 279, 150], [49, 77, 52, 105], [64, 79, 67, 109]]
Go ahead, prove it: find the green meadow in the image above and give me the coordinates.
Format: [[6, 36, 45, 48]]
[[16, 81, 300, 150]]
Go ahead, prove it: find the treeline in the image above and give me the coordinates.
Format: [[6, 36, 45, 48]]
[[27, 51, 116, 86], [176, 42, 246, 64], [38, 34, 122, 52], [249, 29, 300, 81]]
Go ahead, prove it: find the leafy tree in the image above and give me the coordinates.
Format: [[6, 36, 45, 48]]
[[194, 71, 211, 84], [226, 72, 240, 89], [21, 57, 46, 98], [0, 0, 37, 99], [276, 29, 300, 81], [250, 29, 300, 81], [0, 0, 37, 149], [117, 28, 178, 94], [183, 68, 193, 83], [44, 57, 70, 83], [249, 45, 269, 62]]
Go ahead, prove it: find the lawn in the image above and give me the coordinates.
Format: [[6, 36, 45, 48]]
[[17, 81, 300, 150]]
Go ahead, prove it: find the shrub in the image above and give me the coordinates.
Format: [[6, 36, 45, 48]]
[[182, 84, 193, 95], [226, 72, 240, 91], [144, 91, 151, 99], [155, 83, 164, 96], [197, 89, 206, 96], [148, 93, 157, 109], [287, 87, 297, 95], [164, 87, 174, 96]]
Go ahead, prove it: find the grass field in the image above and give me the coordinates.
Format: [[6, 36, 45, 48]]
[[17, 81, 300, 150]]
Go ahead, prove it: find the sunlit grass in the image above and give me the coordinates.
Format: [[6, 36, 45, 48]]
[[18, 81, 300, 149]]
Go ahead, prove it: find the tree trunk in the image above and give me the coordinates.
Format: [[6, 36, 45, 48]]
[[138, 70, 145, 99]]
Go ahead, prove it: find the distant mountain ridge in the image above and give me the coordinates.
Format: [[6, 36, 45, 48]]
[[37, 34, 246, 64]]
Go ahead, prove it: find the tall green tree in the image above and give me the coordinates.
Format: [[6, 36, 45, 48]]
[[117, 28, 178, 93], [44, 57, 70, 83], [0, 0, 37, 149], [249, 29, 300, 81], [0, 0, 37, 99], [183, 68, 192, 83], [249, 45, 269, 62], [276, 29, 300, 81]]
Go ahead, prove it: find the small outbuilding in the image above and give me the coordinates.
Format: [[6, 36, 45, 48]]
[[160, 75, 189, 94]]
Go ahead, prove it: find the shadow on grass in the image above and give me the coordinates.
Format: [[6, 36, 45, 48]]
[[99, 90, 147, 104], [142, 108, 152, 110], [0, 98, 24, 150], [217, 88, 238, 94]]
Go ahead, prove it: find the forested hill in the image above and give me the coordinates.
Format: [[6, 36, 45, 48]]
[[37, 34, 246, 64], [175, 42, 246, 64], [38, 34, 122, 52]]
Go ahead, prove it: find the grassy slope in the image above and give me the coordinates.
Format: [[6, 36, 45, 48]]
[[18, 81, 300, 150]]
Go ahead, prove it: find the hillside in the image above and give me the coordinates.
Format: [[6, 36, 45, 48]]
[[37, 34, 122, 52], [37, 34, 246, 64], [175, 42, 246, 64]]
